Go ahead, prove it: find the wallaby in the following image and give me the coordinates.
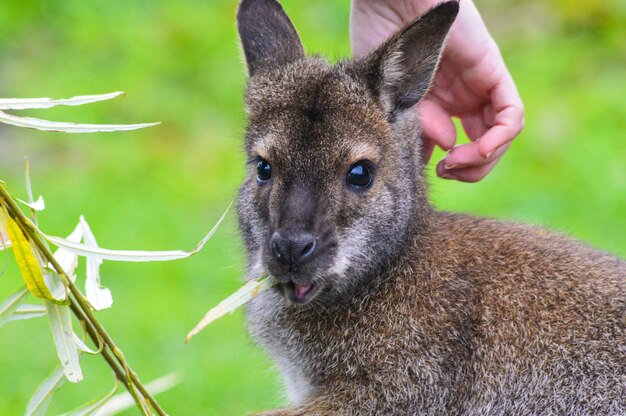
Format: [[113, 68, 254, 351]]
[[234, 0, 626, 414]]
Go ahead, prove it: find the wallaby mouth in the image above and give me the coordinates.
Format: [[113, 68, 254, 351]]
[[282, 281, 321, 305]]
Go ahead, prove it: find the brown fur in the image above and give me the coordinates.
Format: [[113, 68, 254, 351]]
[[234, 1, 626, 414]]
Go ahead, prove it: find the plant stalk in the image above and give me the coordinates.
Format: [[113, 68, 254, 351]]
[[69, 297, 151, 416], [0, 186, 167, 416]]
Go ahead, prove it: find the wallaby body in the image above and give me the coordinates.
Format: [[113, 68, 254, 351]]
[[248, 212, 625, 415], [235, 1, 626, 414]]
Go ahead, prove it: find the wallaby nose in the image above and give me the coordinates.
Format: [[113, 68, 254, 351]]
[[271, 232, 317, 266]]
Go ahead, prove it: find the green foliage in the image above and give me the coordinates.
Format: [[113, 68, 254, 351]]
[[554, 0, 626, 31], [0, 0, 624, 414]]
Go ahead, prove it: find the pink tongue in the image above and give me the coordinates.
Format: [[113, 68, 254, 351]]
[[294, 283, 313, 298]]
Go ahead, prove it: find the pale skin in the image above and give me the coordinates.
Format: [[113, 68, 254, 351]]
[[351, 0, 524, 182]]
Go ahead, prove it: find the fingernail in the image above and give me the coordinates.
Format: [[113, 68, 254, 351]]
[[485, 144, 505, 160], [440, 173, 457, 180], [437, 156, 451, 170], [444, 162, 469, 170]]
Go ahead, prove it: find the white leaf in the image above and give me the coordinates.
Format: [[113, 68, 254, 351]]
[[59, 383, 119, 416], [94, 373, 180, 416], [8, 304, 47, 322], [186, 276, 275, 342], [79, 216, 112, 311], [17, 196, 46, 211], [25, 366, 66, 416], [73, 332, 99, 355], [0, 234, 11, 250], [52, 223, 84, 283], [24, 157, 36, 208], [0, 110, 159, 133], [0, 92, 125, 110], [0, 208, 11, 251], [44, 204, 230, 262], [17, 304, 46, 313], [43, 271, 68, 302], [45, 301, 83, 382], [0, 286, 29, 328]]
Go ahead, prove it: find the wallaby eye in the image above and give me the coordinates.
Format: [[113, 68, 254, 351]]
[[256, 159, 272, 183], [347, 160, 374, 190]]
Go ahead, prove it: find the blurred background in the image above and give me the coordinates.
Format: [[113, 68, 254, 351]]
[[0, 0, 624, 414]]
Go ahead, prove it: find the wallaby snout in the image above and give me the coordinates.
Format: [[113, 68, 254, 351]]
[[259, 178, 339, 305], [270, 232, 318, 267]]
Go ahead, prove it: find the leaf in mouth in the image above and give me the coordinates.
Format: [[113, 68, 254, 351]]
[[186, 275, 275, 343]]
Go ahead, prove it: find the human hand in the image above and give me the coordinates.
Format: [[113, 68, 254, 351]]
[[350, 0, 524, 182]]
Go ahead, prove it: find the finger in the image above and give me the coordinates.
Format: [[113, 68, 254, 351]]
[[476, 103, 523, 157], [436, 143, 508, 182], [459, 110, 489, 142], [438, 157, 501, 183], [476, 72, 524, 158], [418, 99, 457, 151], [482, 103, 496, 127], [439, 141, 483, 170], [438, 141, 509, 171], [439, 110, 488, 169]]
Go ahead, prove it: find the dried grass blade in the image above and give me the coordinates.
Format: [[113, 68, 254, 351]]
[[59, 381, 119, 416], [17, 196, 45, 211], [0, 92, 125, 110], [8, 304, 47, 322], [0, 286, 29, 327], [44, 204, 230, 262], [25, 366, 66, 416], [0, 110, 159, 133], [80, 216, 112, 310], [186, 276, 275, 342], [94, 373, 180, 416], [45, 301, 83, 382]]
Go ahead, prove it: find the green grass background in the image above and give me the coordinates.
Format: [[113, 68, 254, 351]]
[[0, 0, 624, 414]]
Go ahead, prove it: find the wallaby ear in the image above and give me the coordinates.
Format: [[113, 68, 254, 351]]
[[237, 0, 304, 76], [367, 1, 459, 118]]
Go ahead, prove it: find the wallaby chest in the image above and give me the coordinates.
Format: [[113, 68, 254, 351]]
[[246, 265, 478, 408]]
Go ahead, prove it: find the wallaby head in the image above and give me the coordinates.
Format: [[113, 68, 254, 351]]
[[236, 0, 458, 305]]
